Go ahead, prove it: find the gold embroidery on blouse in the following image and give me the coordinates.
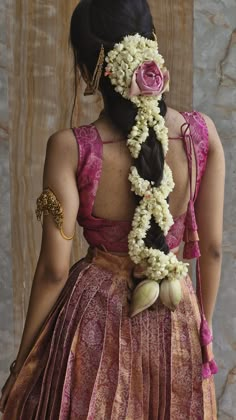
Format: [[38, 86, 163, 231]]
[[35, 187, 75, 240]]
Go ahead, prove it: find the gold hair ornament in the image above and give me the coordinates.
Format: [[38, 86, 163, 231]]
[[35, 187, 75, 240], [84, 32, 156, 96], [152, 28, 157, 42], [84, 44, 105, 96]]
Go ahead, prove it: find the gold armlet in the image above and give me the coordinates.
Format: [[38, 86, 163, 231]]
[[35, 187, 75, 241]]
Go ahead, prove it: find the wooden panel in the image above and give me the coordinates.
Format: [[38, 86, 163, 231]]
[[8, 0, 193, 348], [148, 0, 193, 110], [149, 0, 194, 276], [7, 0, 87, 348]]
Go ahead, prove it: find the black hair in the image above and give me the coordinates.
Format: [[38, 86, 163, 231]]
[[70, 0, 169, 255]]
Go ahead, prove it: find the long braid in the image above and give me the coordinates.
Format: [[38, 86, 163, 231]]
[[70, 0, 189, 317]]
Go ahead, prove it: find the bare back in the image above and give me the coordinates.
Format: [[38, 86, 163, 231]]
[[92, 107, 196, 222]]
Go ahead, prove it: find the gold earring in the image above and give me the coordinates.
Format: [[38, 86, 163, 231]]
[[84, 45, 105, 96]]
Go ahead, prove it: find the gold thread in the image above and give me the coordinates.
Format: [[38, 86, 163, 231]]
[[35, 187, 75, 241], [84, 44, 105, 96]]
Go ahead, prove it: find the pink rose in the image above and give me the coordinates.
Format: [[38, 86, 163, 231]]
[[130, 60, 170, 97]]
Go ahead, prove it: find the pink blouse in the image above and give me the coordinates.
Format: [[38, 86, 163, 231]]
[[72, 111, 209, 258]]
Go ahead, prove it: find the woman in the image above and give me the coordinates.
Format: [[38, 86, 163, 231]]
[[0, 0, 225, 418]]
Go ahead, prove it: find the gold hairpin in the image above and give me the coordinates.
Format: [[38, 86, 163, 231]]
[[84, 44, 105, 96], [152, 29, 157, 42]]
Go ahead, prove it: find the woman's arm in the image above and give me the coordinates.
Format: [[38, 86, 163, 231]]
[[13, 129, 80, 371], [195, 114, 225, 329]]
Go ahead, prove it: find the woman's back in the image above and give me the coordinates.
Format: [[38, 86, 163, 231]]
[[71, 107, 208, 257], [91, 107, 196, 223]]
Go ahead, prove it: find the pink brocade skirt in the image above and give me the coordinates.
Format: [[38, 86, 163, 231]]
[[3, 248, 217, 420]]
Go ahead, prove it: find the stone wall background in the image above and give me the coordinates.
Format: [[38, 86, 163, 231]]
[[194, 1, 236, 418], [0, 0, 236, 418], [0, 0, 14, 394]]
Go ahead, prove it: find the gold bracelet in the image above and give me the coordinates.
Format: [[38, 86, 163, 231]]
[[35, 187, 75, 241]]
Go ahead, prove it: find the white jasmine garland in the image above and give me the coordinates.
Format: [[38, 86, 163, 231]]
[[105, 34, 189, 310]]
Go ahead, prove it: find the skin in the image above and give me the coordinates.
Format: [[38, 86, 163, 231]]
[[0, 106, 225, 412], [194, 115, 225, 330]]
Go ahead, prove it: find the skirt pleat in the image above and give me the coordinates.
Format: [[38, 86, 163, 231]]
[[148, 309, 160, 419], [18, 261, 91, 419], [37, 262, 94, 419], [2, 248, 217, 420], [110, 304, 131, 419], [126, 313, 144, 419], [53, 265, 113, 420], [158, 305, 169, 419], [170, 276, 204, 419], [41, 263, 98, 419], [141, 311, 150, 420], [86, 278, 123, 419]]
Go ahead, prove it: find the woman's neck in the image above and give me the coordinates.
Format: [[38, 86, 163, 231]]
[[93, 109, 125, 143]]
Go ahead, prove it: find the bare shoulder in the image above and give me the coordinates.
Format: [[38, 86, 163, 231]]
[[198, 112, 217, 135], [47, 128, 76, 151], [199, 112, 224, 155], [165, 106, 185, 123], [198, 112, 224, 153], [46, 128, 78, 172], [165, 106, 186, 135]]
